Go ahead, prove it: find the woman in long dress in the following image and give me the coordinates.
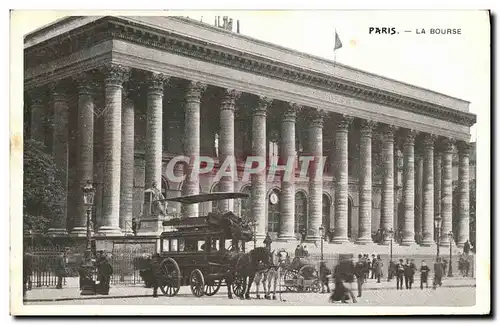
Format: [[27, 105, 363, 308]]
[[329, 259, 357, 303]]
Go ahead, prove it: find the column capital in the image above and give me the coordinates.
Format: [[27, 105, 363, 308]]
[[253, 96, 273, 116], [221, 89, 242, 111], [26, 88, 47, 105], [122, 83, 140, 103], [336, 114, 353, 131], [48, 81, 71, 102], [441, 137, 455, 153], [146, 72, 170, 95], [72, 71, 99, 94], [284, 102, 301, 121], [360, 119, 377, 137], [457, 140, 472, 156], [402, 129, 418, 146], [186, 81, 207, 102], [101, 64, 130, 87], [380, 124, 398, 139], [309, 109, 326, 128], [422, 133, 437, 149]]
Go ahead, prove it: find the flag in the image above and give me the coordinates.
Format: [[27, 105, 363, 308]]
[[334, 30, 343, 51]]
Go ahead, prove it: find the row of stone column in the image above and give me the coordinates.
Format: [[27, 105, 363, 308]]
[[27, 65, 472, 246]]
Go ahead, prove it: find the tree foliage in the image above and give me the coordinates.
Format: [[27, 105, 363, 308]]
[[23, 139, 65, 233]]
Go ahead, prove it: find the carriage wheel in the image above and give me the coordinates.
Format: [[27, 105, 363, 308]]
[[283, 269, 299, 292], [204, 278, 222, 296], [231, 274, 246, 298], [159, 258, 181, 297], [189, 269, 205, 297], [311, 280, 321, 293]]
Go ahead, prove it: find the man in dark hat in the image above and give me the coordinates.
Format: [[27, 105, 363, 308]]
[[319, 261, 331, 293], [396, 259, 405, 290], [354, 254, 365, 297], [263, 233, 272, 251], [97, 252, 113, 295]]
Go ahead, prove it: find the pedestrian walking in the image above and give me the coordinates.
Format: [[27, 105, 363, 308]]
[[374, 255, 383, 283], [405, 259, 416, 289], [329, 257, 357, 304], [370, 254, 376, 279], [354, 254, 364, 297], [420, 260, 430, 289], [396, 259, 405, 290], [54, 251, 68, 289], [97, 254, 113, 295], [319, 261, 331, 293], [294, 245, 301, 257], [433, 257, 444, 289], [23, 252, 33, 298]]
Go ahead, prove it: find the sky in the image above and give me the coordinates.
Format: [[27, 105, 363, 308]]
[[17, 10, 490, 141]]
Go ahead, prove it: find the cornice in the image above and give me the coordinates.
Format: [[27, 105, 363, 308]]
[[24, 16, 476, 128]]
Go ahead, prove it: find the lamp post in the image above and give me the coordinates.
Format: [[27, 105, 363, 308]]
[[434, 216, 442, 258], [385, 228, 394, 282], [81, 180, 96, 295], [448, 231, 454, 277], [319, 225, 324, 262]]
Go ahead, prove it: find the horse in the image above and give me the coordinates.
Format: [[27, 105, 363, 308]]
[[225, 246, 272, 300], [254, 249, 288, 300]]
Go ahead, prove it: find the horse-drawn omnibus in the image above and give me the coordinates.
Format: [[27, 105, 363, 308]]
[[136, 192, 270, 299]]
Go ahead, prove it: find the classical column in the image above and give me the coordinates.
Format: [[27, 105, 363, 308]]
[[47, 84, 69, 235], [279, 103, 300, 240], [28, 89, 46, 143], [99, 64, 129, 234], [251, 97, 272, 240], [356, 120, 376, 244], [421, 134, 436, 246], [415, 151, 423, 241], [457, 141, 471, 247], [401, 129, 417, 245], [182, 81, 206, 218], [218, 89, 241, 212], [434, 150, 442, 243], [440, 138, 455, 246], [332, 115, 353, 243], [306, 109, 324, 241], [145, 73, 168, 191], [119, 88, 135, 232], [380, 125, 397, 243], [71, 78, 96, 235]]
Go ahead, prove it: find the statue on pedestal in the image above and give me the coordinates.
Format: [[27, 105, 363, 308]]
[[145, 181, 167, 217]]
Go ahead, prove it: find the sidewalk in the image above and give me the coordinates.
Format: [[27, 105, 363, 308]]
[[24, 277, 476, 303]]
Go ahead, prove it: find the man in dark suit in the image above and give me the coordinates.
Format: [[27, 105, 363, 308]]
[[55, 251, 68, 289], [396, 259, 405, 290], [150, 253, 163, 297], [97, 252, 113, 294], [354, 254, 365, 297], [420, 260, 430, 289]]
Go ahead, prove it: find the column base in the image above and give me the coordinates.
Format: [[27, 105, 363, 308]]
[[97, 227, 123, 236], [400, 239, 416, 246], [355, 237, 373, 245], [331, 236, 349, 244], [420, 239, 436, 247], [70, 227, 89, 237], [305, 235, 321, 242], [46, 228, 68, 236], [277, 234, 297, 242]]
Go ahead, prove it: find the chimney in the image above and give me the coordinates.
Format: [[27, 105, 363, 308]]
[[237, 20, 240, 33]]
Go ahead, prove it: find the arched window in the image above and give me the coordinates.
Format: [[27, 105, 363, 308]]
[[267, 190, 280, 233], [239, 186, 252, 221], [295, 192, 307, 235], [322, 194, 331, 230]]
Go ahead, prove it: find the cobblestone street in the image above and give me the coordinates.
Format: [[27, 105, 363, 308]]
[[25, 286, 475, 307]]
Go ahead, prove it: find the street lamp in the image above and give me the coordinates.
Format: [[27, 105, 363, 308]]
[[81, 180, 96, 295], [386, 228, 394, 281], [319, 225, 325, 262], [434, 216, 442, 258], [448, 231, 454, 277]]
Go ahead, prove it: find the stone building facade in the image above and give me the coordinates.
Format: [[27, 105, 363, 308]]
[[24, 16, 476, 248]]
